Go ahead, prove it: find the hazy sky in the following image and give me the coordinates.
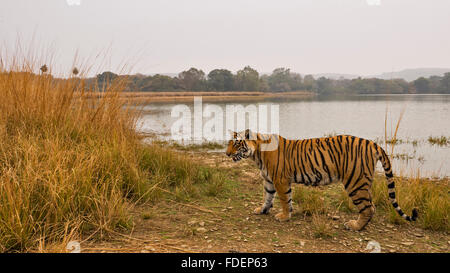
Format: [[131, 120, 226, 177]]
[[1, 0, 450, 76]]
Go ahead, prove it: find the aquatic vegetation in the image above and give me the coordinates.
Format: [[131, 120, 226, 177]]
[[427, 136, 449, 146]]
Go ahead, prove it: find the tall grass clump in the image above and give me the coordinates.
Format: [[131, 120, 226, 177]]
[[371, 176, 449, 231], [293, 186, 329, 216], [380, 108, 449, 231], [0, 54, 226, 252], [0, 55, 144, 251]]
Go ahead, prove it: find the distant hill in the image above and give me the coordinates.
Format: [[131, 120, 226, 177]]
[[312, 73, 360, 80], [311, 68, 450, 81], [369, 68, 450, 81]]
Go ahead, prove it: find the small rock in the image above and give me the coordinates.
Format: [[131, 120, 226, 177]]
[[188, 220, 197, 225], [144, 245, 156, 251], [331, 215, 340, 220], [401, 242, 414, 246], [386, 224, 394, 228], [414, 233, 424, 237], [196, 227, 207, 233], [199, 221, 205, 227], [140, 250, 150, 253]]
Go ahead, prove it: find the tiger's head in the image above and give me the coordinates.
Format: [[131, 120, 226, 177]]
[[225, 129, 257, 162]]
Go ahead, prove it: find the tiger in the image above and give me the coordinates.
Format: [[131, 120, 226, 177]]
[[225, 129, 418, 231]]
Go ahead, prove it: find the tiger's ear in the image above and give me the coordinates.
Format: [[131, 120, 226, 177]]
[[228, 130, 237, 139], [245, 129, 250, 140]]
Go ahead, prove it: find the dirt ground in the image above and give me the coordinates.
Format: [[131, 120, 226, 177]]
[[82, 151, 449, 253]]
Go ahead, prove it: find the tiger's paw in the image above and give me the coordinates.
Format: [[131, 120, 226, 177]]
[[344, 220, 361, 231], [275, 212, 291, 222], [253, 207, 269, 215]]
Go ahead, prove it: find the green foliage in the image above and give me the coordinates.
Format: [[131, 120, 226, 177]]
[[235, 66, 260, 91], [90, 67, 450, 94], [178, 67, 207, 91], [207, 69, 234, 91]]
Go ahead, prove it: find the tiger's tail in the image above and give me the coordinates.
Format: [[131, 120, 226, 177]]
[[377, 146, 418, 222]]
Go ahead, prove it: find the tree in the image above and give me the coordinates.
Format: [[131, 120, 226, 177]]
[[289, 72, 303, 91], [139, 74, 180, 91], [441, 72, 450, 93], [413, 77, 430, 93], [303, 75, 316, 91], [268, 68, 292, 92], [207, 69, 234, 91], [178, 67, 206, 91], [235, 66, 259, 91], [316, 77, 334, 95], [96, 71, 118, 90]]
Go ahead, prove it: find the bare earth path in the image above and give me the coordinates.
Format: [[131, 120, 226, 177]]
[[83, 151, 449, 253]]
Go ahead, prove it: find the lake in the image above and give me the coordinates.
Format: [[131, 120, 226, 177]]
[[137, 94, 450, 178]]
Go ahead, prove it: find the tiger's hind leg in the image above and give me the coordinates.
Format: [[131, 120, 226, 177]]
[[344, 178, 375, 231]]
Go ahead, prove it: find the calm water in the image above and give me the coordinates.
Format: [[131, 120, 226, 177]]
[[137, 94, 450, 178]]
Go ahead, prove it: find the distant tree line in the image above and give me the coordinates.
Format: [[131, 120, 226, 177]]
[[60, 65, 450, 94]]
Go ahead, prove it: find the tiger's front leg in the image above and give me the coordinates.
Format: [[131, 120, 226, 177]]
[[253, 176, 275, 215], [273, 178, 292, 222]]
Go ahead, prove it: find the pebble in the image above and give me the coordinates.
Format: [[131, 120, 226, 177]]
[[196, 227, 207, 233], [199, 221, 205, 227], [331, 215, 340, 220], [401, 242, 414, 246], [144, 245, 156, 251]]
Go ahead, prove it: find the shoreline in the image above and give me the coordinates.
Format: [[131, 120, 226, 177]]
[[84, 91, 316, 104]]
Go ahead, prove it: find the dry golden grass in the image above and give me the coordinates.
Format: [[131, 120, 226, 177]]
[[371, 176, 449, 231], [293, 186, 329, 216], [0, 57, 228, 252]]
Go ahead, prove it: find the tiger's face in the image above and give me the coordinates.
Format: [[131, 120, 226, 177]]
[[225, 130, 256, 162]]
